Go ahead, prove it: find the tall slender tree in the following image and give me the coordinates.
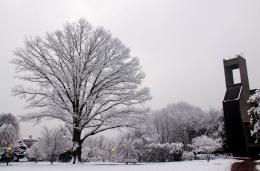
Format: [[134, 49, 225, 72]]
[[12, 18, 151, 163]]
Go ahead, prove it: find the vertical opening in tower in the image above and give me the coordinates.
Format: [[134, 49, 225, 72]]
[[232, 68, 241, 84]]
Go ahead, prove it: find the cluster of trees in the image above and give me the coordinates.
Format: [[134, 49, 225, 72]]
[[23, 102, 222, 164], [78, 89, 260, 163], [80, 131, 184, 162], [0, 104, 225, 164], [4, 88, 260, 164], [149, 102, 224, 145], [0, 99, 226, 164], [0, 113, 29, 164], [78, 103, 224, 162], [0, 113, 73, 164]]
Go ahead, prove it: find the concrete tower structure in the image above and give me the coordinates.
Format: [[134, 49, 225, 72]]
[[223, 56, 251, 156]]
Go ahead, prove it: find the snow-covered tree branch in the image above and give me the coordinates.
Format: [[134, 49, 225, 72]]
[[248, 89, 260, 143]]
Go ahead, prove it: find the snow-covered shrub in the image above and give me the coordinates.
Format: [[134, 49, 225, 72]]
[[149, 143, 167, 162], [194, 154, 208, 160], [190, 135, 222, 154], [168, 143, 184, 161], [248, 89, 260, 143], [143, 143, 183, 162], [182, 151, 194, 161]]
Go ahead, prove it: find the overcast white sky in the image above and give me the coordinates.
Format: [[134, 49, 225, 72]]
[[1, 0, 260, 138]]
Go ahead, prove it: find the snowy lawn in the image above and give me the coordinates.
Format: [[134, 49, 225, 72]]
[[0, 159, 242, 171]]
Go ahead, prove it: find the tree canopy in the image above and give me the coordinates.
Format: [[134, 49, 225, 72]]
[[12, 18, 151, 162]]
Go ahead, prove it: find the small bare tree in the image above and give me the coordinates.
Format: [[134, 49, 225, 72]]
[[37, 127, 72, 164], [27, 143, 42, 162], [12, 18, 151, 163]]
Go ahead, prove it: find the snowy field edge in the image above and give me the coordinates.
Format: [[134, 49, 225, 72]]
[[0, 158, 240, 171]]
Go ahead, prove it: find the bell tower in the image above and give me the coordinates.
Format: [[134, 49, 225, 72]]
[[223, 55, 251, 156]]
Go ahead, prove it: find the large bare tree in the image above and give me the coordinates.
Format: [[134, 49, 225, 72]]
[[12, 19, 151, 163]]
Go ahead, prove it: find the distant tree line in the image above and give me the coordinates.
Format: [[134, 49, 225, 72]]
[[79, 102, 224, 162], [0, 101, 225, 164]]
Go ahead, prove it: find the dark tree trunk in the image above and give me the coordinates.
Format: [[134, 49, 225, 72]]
[[72, 128, 82, 164]]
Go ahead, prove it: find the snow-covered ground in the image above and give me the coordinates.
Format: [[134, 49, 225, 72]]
[[0, 159, 242, 171]]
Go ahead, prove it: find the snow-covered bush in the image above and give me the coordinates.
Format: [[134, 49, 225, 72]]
[[143, 143, 184, 162], [248, 89, 260, 143], [194, 154, 208, 160], [168, 143, 184, 161], [190, 135, 222, 154], [182, 151, 194, 161]]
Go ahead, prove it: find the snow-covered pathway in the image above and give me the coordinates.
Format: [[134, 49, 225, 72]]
[[0, 159, 240, 171]]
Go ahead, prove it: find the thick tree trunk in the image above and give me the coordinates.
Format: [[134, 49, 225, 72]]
[[72, 128, 82, 164]]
